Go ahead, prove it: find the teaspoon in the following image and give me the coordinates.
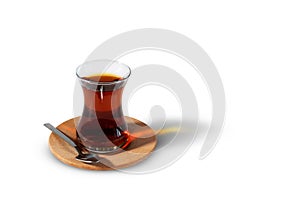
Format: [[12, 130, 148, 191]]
[[44, 123, 102, 164]]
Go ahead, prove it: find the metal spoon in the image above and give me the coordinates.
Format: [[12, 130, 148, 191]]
[[44, 123, 101, 164]]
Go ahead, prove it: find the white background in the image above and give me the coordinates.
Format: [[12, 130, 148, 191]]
[[1, 0, 300, 199]]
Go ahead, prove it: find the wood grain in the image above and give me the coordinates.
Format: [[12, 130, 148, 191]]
[[48, 116, 157, 170]]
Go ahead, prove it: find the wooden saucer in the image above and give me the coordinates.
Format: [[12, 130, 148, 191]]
[[48, 117, 157, 170]]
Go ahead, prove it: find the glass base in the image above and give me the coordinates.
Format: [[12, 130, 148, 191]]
[[80, 138, 130, 154]]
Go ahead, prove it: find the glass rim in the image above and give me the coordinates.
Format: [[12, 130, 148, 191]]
[[76, 59, 131, 85]]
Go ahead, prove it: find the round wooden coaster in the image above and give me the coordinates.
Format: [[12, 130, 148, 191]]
[[48, 117, 157, 170]]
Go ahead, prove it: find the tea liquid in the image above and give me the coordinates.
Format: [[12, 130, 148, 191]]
[[76, 74, 129, 152]]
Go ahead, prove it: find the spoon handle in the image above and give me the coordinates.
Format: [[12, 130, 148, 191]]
[[44, 123, 77, 148]]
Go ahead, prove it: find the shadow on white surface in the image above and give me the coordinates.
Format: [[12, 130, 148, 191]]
[[118, 119, 210, 174]]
